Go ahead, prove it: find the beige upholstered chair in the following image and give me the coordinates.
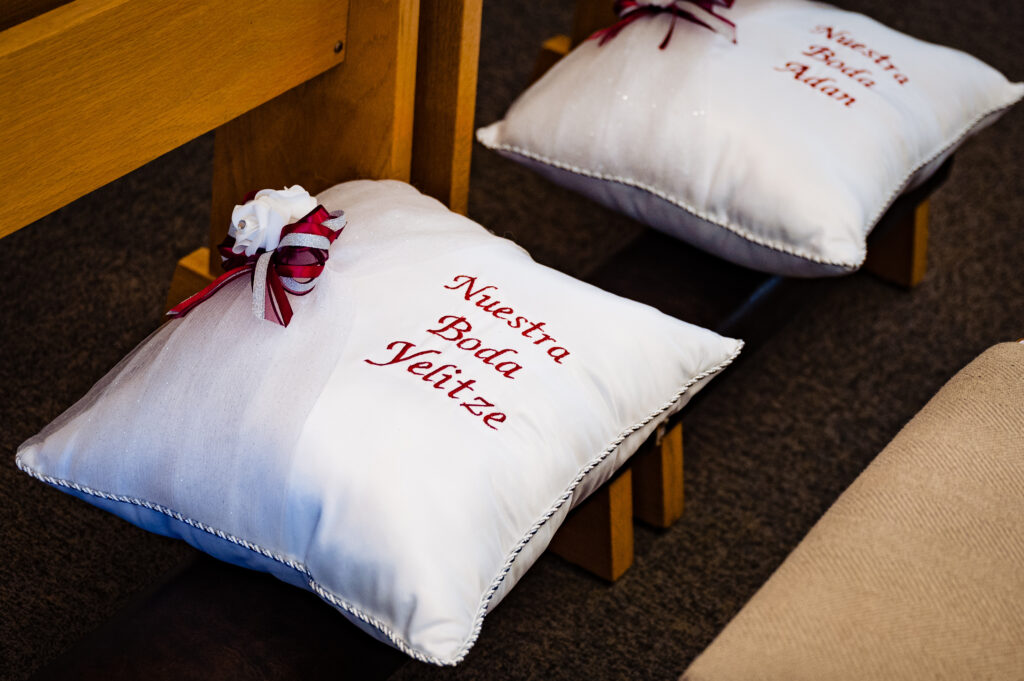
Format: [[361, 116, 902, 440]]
[[681, 341, 1024, 681]]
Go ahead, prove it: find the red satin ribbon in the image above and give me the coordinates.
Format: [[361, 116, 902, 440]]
[[167, 205, 344, 327], [591, 0, 736, 49]]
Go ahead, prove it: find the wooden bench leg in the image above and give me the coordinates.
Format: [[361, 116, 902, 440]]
[[531, 34, 571, 83], [632, 422, 684, 528], [165, 247, 215, 312], [864, 199, 929, 288], [549, 466, 634, 581]]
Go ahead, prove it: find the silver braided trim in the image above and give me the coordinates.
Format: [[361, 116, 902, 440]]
[[307, 580, 456, 665], [13, 456, 308, 575], [445, 339, 745, 665], [481, 95, 1023, 270], [861, 97, 1022, 240], [14, 339, 743, 665]]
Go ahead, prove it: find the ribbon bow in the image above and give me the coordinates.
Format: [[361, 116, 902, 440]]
[[168, 205, 346, 327], [591, 0, 736, 49]]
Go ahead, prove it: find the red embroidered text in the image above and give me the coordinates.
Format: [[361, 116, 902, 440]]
[[812, 25, 908, 85], [365, 340, 507, 430], [444, 274, 571, 364], [428, 315, 523, 379], [774, 62, 858, 106]]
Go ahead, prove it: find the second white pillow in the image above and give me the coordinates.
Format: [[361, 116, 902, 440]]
[[478, 0, 1022, 276]]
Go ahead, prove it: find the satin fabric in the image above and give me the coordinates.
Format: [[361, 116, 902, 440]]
[[477, 0, 1022, 276], [18, 181, 741, 664]]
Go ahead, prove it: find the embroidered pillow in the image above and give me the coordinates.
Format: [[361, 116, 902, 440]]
[[16, 180, 742, 665], [476, 0, 1023, 276]]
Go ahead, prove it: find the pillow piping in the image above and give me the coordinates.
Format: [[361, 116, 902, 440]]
[[15, 340, 742, 666], [437, 338, 742, 665], [479, 91, 1022, 272]]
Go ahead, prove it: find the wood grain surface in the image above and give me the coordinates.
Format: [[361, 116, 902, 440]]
[[632, 423, 685, 528], [0, 0, 349, 238], [864, 199, 929, 288], [550, 467, 635, 581], [0, 0, 71, 31], [206, 0, 419, 270], [571, 0, 618, 46], [410, 0, 482, 214]]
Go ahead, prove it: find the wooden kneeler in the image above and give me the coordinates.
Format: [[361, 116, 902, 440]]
[[632, 422, 685, 528], [550, 421, 684, 581], [864, 199, 929, 288], [550, 466, 635, 582]]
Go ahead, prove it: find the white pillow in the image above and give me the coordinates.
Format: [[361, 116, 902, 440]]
[[16, 180, 742, 665], [477, 0, 1023, 277]]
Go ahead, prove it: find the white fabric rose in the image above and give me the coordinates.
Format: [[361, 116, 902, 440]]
[[230, 186, 317, 256]]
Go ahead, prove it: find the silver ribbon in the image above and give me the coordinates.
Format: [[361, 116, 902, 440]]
[[249, 210, 347, 321]]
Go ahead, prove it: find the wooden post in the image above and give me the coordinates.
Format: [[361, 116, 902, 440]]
[[531, 34, 571, 83], [550, 467, 635, 581], [410, 0, 482, 215], [632, 422, 685, 528], [531, 0, 616, 84], [864, 199, 929, 288], [167, 0, 421, 303]]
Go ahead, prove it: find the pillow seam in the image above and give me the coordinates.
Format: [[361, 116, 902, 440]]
[[13, 454, 447, 665], [860, 94, 1022, 235], [449, 338, 745, 664], [15, 339, 744, 666], [481, 94, 1021, 269]]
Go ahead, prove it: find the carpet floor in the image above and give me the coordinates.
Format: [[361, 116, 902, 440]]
[[1, 1, 1020, 679]]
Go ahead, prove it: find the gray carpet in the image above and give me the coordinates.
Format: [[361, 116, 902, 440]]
[[1, 1, 1021, 679]]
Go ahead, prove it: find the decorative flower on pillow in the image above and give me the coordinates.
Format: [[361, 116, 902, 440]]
[[169, 185, 345, 327], [18, 180, 743, 665], [230, 185, 318, 256], [593, 0, 737, 47]]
